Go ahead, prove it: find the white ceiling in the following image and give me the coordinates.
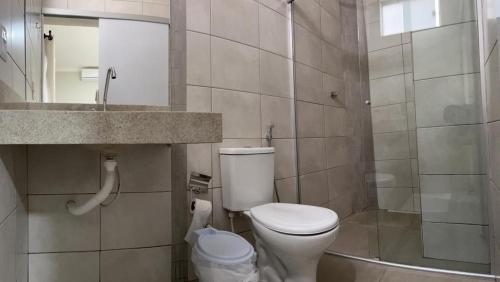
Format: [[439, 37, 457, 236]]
[[44, 19, 99, 72]]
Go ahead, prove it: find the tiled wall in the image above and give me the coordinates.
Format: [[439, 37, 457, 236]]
[[364, 0, 419, 213], [482, 0, 500, 277], [42, 0, 170, 19], [293, 0, 369, 219], [26, 145, 173, 282]]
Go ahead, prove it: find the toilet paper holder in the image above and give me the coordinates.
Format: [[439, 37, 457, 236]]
[[189, 172, 211, 194]]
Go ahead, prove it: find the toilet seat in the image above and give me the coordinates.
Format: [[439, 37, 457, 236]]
[[250, 203, 339, 235], [194, 228, 254, 265]]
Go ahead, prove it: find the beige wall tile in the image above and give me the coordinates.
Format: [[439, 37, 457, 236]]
[[300, 171, 329, 206], [418, 125, 486, 174], [373, 131, 410, 160], [259, 5, 292, 58], [415, 73, 482, 127], [211, 37, 260, 92], [105, 145, 171, 192], [413, 22, 480, 80], [327, 165, 353, 200], [374, 159, 412, 188], [325, 137, 350, 168], [368, 46, 404, 79], [100, 246, 171, 282], [275, 177, 298, 203], [68, 0, 105, 11], [0, 158, 17, 224], [320, 9, 341, 48], [377, 188, 413, 211], [321, 42, 343, 78], [186, 0, 210, 33], [320, 0, 340, 20], [369, 74, 406, 107], [298, 138, 326, 174], [187, 86, 211, 112], [323, 73, 345, 107], [295, 24, 322, 69], [0, 214, 16, 282], [271, 139, 297, 179], [371, 103, 408, 133], [422, 221, 489, 264], [421, 175, 488, 225], [101, 192, 171, 250], [324, 106, 347, 137], [261, 95, 294, 139], [296, 63, 323, 104], [260, 51, 294, 98], [42, 0, 68, 8], [260, 0, 291, 18], [105, 0, 142, 15], [293, 0, 321, 35], [29, 252, 99, 282], [489, 121, 500, 187], [142, 2, 170, 18], [28, 195, 100, 252], [211, 0, 259, 46], [28, 146, 100, 194], [486, 45, 500, 122], [297, 101, 324, 137], [212, 89, 261, 138], [187, 31, 211, 86], [187, 143, 212, 184]]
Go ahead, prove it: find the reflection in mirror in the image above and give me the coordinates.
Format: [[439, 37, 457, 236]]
[[42, 16, 169, 107], [43, 17, 99, 104]]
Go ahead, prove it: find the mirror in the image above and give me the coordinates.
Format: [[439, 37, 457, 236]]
[[42, 15, 169, 106]]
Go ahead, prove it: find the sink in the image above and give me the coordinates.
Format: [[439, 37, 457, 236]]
[[0, 103, 222, 145]]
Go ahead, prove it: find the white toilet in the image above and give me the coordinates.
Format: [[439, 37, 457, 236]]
[[219, 147, 339, 282]]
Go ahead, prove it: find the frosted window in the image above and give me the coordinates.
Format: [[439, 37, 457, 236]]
[[381, 0, 440, 36]]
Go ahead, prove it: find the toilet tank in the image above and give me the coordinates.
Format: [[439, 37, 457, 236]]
[[220, 147, 275, 212]]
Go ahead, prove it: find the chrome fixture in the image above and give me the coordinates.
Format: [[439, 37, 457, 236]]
[[103, 67, 117, 111], [189, 172, 211, 194], [266, 124, 275, 147], [365, 100, 371, 105]]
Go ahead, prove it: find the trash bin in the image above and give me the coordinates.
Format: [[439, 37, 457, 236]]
[[191, 228, 259, 282]]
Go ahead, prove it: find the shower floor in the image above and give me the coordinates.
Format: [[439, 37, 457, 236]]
[[327, 210, 490, 274]]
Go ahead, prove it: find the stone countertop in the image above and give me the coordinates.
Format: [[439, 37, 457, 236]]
[[0, 108, 222, 145]]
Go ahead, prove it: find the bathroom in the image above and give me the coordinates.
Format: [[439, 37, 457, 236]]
[[0, 0, 500, 281]]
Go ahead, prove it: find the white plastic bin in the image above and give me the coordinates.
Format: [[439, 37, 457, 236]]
[[191, 228, 259, 282]]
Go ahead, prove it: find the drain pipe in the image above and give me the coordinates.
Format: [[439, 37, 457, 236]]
[[67, 156, 118, 216]]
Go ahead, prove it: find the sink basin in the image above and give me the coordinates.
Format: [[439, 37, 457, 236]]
[[0, 103, 222, 145]]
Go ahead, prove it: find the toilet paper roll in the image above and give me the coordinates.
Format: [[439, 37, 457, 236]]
[[185, 199, 212, 244]]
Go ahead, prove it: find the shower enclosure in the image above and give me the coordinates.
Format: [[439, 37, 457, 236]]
[[291, 0, 497, 276]]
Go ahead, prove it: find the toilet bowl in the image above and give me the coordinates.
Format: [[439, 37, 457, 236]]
[[247, 203, 339, 282], [219, 147, 339, 282]]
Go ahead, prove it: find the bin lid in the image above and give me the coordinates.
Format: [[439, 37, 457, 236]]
[[250, 203, 338, 235], [196, 230, 254, 265]]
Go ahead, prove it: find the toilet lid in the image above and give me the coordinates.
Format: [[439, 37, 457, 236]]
[[196, 230, 254, 265], [250, 203, 339, 235]]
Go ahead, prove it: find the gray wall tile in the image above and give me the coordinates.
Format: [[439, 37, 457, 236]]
[[366, 21, 401, 52], [371, 103, 408, 133], [486, 45, 500, 122], [0, 214, 16, 282], [295, 23, 322, 69], [186, 31, 211, 86], [298, 138, 326, 174], [422, 221, 489, 264], [260, 51, 294, 98], [415, 73, 483, 127], [421, 175, 488, 225], [325, 106, 347, 137], [271, 139, 297, 179], [325, 137, 350, 168], [300, 171, 329, 206], [373, 131, 410, 160], [293, 0, 321, 36], [212, 89, 261, 138], [186, 0, 210, 33], [374, 159, 412, 188], [260, 5, 292, 58], [377, 188, 413, 211], [417, 125, 486, 174], [211, 0, 259, 46], [275, 177, 298, 203], [297, 101, 324, 137], [368, 46, 404, 79], [413, 22, 480, 80], [261, 95, 295, 139], [321, 8, 342, 48], [28, 195, 100, 252], [296, 63, 323, 104], [321, 42, 343, 78], [100, 246, 171, 282], [211, 37, 260, 93], [28, 146, 100, 194], [101, 192, 172, 250], [29, 252, 99, 282], [489, 121, 500, 187], [187, 86, 211, 112], [370, 74, 406, 107]]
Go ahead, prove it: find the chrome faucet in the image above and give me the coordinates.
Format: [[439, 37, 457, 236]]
[[103, 67, 117, 111]]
